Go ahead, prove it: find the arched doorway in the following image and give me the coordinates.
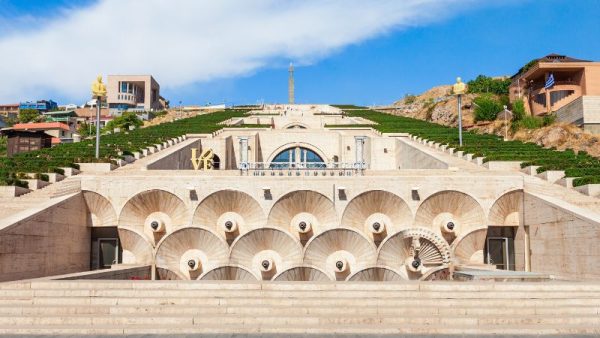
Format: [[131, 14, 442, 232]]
[[270, 146, 324, 169]]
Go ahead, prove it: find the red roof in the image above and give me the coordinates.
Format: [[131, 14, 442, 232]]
[[12, 122, 71, 132]]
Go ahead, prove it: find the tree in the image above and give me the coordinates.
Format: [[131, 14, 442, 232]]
[[104, 112, 143, 132], [512, 99, 526, 121], [18, 109, 41, 123], [473, 94, 503, 122], [467, 75, 511, 96], [77, 122, 96, 137]]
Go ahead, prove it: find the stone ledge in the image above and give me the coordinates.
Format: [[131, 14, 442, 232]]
[[521, 165, 541, 175], [0, 186, 31, 197], [574, 184, 600, 197], [535, 170, 565, 183], [76, 162, 117, 173], [483, 161, 523, 171], [22, 179, 51, 190]]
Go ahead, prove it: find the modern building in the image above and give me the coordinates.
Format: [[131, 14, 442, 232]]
[[509, 54, 600, 133], [0, 103, 19, 118], [11, 122, 75, 144], [106, 75, 164, 114], [19, 100, 58, 113]]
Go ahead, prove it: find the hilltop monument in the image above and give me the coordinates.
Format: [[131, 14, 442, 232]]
[[288, 62, 295, 104]]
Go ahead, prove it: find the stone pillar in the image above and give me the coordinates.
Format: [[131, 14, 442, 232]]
[[524, 225, 531, 272], [238, 137, 249, 165], [355, 136, 366, 168]]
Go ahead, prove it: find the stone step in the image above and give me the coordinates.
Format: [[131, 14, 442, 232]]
[[4, 289, 600, 298], [1, 314, 600, 326], [5, 296, 600, 307], [0, 304, 597, 316], [7, 281, 600, 291]]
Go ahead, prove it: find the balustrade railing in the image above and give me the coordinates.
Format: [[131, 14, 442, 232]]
[[239, 162, 366, 176]]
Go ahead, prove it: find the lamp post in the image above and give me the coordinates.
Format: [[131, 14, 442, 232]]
[[502, 105, 512, 141], [453, 77, 466, 147], [91, 75, 107, 159]]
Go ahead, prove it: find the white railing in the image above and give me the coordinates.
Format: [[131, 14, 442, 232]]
[[238, 162, 367, 176]]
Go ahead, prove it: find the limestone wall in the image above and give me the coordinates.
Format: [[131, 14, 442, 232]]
[[146, 140, 201, 170], [396, 139, 448, 169], [522, 193, 600, 279], [0, 194, 90, 282]]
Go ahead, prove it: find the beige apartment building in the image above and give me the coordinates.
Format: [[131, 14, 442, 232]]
[[106, 75, 164, 114], [509, 54, 600, 133]]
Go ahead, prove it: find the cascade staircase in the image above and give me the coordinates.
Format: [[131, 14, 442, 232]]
[[0, 280, 599, 335]]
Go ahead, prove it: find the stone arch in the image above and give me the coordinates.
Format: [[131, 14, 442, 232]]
[[377, 227, 451, 280], [118, 189, 188, 246], [117, 228, 153, 265], [266, 142, 329, 165], [199, 265, 257, 281], [414, 190, 485, 244], [347, 267, 404, 281], [283, 122, 309, 129], [229, 227, 303, 280], [82, 191, 117, 227], [273, 266, 332, 281], [192, 189, 266, 242], [267, 190, 338, 244], [488, 190, 523, 226], [304, 228, 377, 281], [341, 190, 412, 245], [452, 227, 488, 265], [155, 227, 229, 280]]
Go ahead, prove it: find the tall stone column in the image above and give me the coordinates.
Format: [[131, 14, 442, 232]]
[[288, 63, 295, 104]]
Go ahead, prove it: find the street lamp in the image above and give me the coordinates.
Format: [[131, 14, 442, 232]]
[[502, 105, 512, 141], [453, 77, 467, 147], [91, 75, 107, 159]]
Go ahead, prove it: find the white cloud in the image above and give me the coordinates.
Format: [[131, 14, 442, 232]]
[[0, 0, 481, 103]]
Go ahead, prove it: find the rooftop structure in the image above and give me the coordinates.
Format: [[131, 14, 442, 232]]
[[19, 100, 58, 113], [0, 103, 19, 117], [509, 54, 600, 133], [106, 75, 164, 114]]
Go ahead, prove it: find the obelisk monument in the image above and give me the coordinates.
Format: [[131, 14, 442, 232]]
[[288, 62, 295, 104]]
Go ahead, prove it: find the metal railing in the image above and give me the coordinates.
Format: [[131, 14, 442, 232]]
[[239, 162, 366, 176]]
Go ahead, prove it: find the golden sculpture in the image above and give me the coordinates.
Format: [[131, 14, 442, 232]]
[[453, 77, 466, 95], [191, 148, 214, 170], [91, 75, 107, 98]]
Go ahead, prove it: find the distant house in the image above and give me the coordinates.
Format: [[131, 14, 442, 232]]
[[0, 104, 19, 118], [12, 122, 75, 144], [43, 110, 79, 130], [509, 54, 600, 133], [106, 75, 165, 114], [19, 100, 58, 113], [0, 129, 52, 156]]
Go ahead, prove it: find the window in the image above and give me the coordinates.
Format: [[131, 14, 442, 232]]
[[270, 146, 324, 169]]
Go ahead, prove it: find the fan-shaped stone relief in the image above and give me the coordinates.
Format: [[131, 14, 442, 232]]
[[155, 227, 229, 280], [273, 266, 332, 281], [347, 267, 404, 281], [453, 227, 488, 266], [267, 190, 338, 245], [377, 228, 451, 280], [304, 228, 377, 280], [230, 227, 303, 280], [118, 189, 188, 246], [488, 190, 523, 226], [83, 191, 117, 227], [414, 190, 485, 244], [199, 266, 257, 281], [341, 190, 412, 245], [117, 228, 153, 266], [193, 190, 265, 244]]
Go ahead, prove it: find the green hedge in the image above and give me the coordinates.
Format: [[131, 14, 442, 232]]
[[346, 109, 600, 187], [0, 109, 248, 187]]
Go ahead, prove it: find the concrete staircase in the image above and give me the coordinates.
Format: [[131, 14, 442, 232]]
[[0, 280, 599, 335]]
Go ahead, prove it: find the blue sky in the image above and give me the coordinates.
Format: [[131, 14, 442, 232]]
[[0, 0, 598, 106]]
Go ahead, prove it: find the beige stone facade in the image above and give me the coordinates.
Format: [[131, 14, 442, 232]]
[[2, 104, 600, 284]]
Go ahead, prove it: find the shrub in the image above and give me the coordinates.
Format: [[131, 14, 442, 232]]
[[473, 94, 503, 122], [467, 75, 511, 95], [516, 116, 544, 129], [404, 94, 417, 105], [104, 112, 143, 132], [18, 109, 41, 123], [512, 99, 526, 121], [543, 114, 556, 126]]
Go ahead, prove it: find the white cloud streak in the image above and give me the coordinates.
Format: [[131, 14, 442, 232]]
[[0, 0, 481, 103]]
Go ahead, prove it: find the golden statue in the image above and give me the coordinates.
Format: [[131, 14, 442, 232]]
[[91, 75, 107, 98], [453, 77, 466, 95]]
